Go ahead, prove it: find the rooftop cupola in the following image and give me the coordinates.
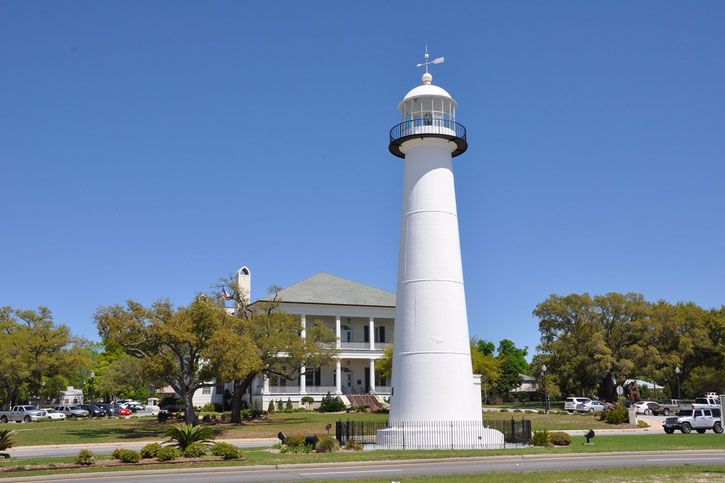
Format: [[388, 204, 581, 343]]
[[389, 52, 467, 158]]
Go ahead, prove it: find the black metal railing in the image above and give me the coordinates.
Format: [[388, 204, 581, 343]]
[[336, 417, 531, 449], [389, 119, 466, 144]]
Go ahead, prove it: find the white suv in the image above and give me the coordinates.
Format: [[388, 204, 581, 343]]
[[565, 397, 591, 413]]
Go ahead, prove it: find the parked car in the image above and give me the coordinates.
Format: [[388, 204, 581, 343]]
[[126, 403, 146, 413], [94, 403, 116, 416], [565, 397, 591, 413], [658, 399, 684, 416], [0, 405, 47, 423], [634, 401, 661, 415], [576, 400, 605, 413], [663, 408, 722, 434], [54, 406, 89, 418], [42, 409, 66, 421], [116, 406, 132, 416], [79, 404, 107, 418]]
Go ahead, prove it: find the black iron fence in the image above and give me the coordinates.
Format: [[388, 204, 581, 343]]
[[336, 417, 531, 449], [389, 119, 467, 144]]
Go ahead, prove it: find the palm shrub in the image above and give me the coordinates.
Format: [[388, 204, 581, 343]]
[[315, 436, 339, 453], [210, 442, 243, 460], [164, 423, 215, 451], [75, 449, 96, 466], [0, 429, 16, 451], [156, 446, 181, 461], [140, 443, 162, 459], [183, 442, 209, 458]]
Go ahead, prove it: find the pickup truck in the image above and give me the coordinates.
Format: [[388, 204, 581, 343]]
[[0, 405, 46, 423], [663, 408, 723, 434], [658, 399, 684, 416], [691, 397, 721, 410]]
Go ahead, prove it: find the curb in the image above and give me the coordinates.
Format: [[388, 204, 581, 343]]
[[4, 449, 725, 482]]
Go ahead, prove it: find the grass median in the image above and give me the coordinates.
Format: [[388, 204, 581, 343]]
[[7, 411, 634, 447]]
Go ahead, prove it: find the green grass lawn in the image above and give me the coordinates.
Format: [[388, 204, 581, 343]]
[[4, 410, 636, 447]]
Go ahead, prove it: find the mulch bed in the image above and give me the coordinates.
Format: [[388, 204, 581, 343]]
[[0, 456, 246, 475]]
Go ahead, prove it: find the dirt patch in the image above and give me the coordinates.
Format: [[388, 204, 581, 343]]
[[0, 456, 246, 475]]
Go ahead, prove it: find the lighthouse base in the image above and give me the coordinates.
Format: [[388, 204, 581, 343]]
[[375, 422, 505, 450]]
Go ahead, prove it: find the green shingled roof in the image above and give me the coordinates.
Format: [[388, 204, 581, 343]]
[[258, 272, 395, 307]]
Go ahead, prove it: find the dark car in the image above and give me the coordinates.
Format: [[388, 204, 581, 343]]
[[94, 403, 116, 416], [126, 403, 146, 413], [79, 404, 107, 418]]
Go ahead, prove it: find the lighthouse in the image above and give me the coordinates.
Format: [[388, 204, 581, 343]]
[[377, 52, 504, 449]]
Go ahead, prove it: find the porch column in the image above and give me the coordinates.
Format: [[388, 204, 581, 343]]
[[300, 315, 306, 394], [369, 359, 376, 392], [262, 375, 270, 395], [335, 315, 341, 349], [369, 316, 375, 350], [335, 360, 342, 394]]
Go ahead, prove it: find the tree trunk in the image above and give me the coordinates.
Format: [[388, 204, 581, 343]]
[[230, 373, 257, 424], [230, 381, 243, 424], [183, 390, 197, 425]]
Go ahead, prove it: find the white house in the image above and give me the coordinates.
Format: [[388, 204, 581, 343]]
[[191, 269, 394, 410]]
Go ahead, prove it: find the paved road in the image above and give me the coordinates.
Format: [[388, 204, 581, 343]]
[[3, 450, 724, 482]]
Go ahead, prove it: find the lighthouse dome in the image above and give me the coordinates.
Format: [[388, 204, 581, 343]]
[[398, 73, 457, 110]]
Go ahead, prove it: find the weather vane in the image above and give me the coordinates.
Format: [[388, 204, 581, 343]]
[[416, 46, 444, 74]]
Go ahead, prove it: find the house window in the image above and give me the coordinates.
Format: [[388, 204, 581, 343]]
[[375, 326, 386, 343], [202, 387, 211, 395], [305, 368, 321, 386]]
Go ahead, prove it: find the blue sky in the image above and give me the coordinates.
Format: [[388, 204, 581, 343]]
[[2, 1, 724, 359]]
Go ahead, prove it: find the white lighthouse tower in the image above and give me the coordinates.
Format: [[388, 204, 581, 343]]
[[377, 52, 504, 449]]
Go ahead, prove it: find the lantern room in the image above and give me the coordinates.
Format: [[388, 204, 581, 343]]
[[389, 72, 468, 158]]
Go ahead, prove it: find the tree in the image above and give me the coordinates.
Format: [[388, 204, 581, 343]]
[[0, 306, 85, 409], [95, 295, 225, 424], [470, 338, 501, 403], [208, 283, 338, 423]]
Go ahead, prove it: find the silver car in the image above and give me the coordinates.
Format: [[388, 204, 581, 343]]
[[54, 405, 89, 418]]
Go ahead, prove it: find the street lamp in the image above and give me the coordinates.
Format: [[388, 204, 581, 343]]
[[675, 366, 681, 400], [90, 372, 95, 404], [541, 364, 548, 414]]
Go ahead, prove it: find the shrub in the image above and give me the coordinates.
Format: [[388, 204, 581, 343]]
[[499, 408, 508, 412], [530, 429, 550, 447], [638, 420, 649, 428], [210, 442, 243, 460], [118, 449, 141, 463], [286, 398, 293, 410], [548, 432, 572, 446], [202, 403, 216, 412], [183, 442, 209, 458], [301, 396, 315, 408], [318, 392, 346, 412], [268, 401, 275, 413], [156, 446, 181, 461], [345, 440, 364, 451], [164, 423, 215, 450], [285, 434, 306, 447], [276, 399, 283, 411], [605, 404, 629, 425], [111, 448, 122, 460], [140, 443, 162, 459], [513, 409, 522, 413], [315, 436, 340, 453], [75, 449, 96, 466], [221, 411, 232, 421]]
